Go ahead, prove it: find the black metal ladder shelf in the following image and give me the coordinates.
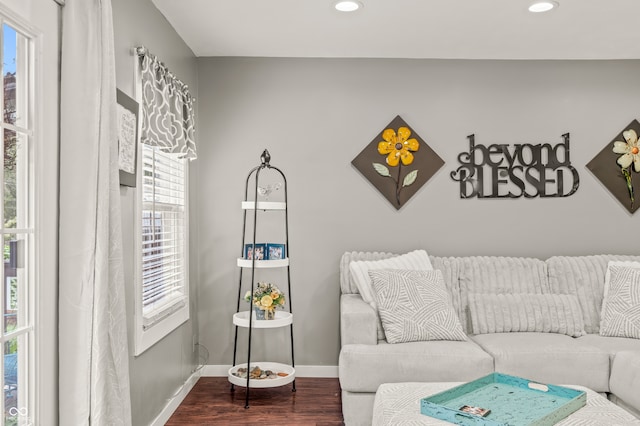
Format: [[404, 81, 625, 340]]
[[229, 149, 296, 409]]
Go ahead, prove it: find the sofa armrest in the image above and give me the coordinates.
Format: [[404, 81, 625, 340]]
[[340, 294, 377, 346]]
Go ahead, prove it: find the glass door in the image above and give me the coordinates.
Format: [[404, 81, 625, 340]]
[[0, 1, 60, 424]]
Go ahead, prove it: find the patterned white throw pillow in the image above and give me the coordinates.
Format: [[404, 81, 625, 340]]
[[600, 261, 640, 339], [349, 250, 433, 340], [368, 269, 466, 344]]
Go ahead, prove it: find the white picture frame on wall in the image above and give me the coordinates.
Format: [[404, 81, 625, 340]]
[[116, 88, 139, 187]]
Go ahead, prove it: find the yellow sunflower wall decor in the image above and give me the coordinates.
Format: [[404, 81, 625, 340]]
[[587, 119, 640, 214], [351, 115, 444, 209], [374, 127, 420, 206], [378, 127, 420, 167]]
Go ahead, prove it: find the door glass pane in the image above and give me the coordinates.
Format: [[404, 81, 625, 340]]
[[4, 130, 27, 230], [2, 24, 27, 129], [3, 234, 20, 333], [4, 338, 19, 425]]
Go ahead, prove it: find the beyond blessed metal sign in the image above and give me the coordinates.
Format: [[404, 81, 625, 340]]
[[450, 134, 580, 198]]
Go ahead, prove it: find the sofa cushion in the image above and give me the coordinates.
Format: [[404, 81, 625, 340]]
[[338, 340, 494, 393], [349, 250, 433, 340], [369, 269, 466, 344], [546, 255, 640, 334], [610, 351, 640, 415], [471, 332, 610, 392], [600, 262, 640, 339], [429, 256, 463, 324], [458, 256, 549, 332], [468, 293, 585, 337], [577, 334, 640, 357]]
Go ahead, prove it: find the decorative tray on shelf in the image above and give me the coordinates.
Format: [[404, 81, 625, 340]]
[[420, 373, 586, 426], [228, 362, 295, 388]]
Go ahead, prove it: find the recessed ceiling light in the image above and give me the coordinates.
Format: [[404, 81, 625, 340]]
[[528, 1, 558, 13], [334, 1, 363, 12]]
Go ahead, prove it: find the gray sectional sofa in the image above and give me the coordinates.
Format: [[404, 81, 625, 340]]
[[339, 252, 640, 425]]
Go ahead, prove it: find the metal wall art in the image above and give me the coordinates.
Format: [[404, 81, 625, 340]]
[[351, 115, 444, 210], [450, 133, 580, 199], [587, 119, 640, 214]]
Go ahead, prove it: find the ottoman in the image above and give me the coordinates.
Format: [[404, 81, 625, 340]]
[[373, 382, 640, 425]]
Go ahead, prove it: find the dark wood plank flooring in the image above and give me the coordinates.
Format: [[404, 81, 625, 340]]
[[166, 377, 344, 425]]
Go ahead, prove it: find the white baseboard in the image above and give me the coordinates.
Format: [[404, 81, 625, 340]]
[[149, 368, 202, 426], [203, 364, 338, 378]]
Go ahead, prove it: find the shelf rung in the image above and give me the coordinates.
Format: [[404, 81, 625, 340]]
[[237, 258, 289, 268], [228, 362, 295, 388], [241, 201, 286, 210], [233, 311, 293, 328]]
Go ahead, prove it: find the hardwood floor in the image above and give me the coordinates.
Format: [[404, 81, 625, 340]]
[[166, 377, 345, 425]]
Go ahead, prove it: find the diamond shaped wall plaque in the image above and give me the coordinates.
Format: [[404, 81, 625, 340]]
[[587, 119, 640, 214], [351, 115, 444, 210]]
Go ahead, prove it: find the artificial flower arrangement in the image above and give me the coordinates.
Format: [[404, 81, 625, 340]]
[[244, 282, 286, 320]]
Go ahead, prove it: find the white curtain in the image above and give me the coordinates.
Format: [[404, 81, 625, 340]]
[[58, 0, 132, 425]]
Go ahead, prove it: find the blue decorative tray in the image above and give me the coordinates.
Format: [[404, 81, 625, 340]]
[[420, 373, 586, 425]]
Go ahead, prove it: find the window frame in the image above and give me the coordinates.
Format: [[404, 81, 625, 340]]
[[133, 119, 190, 356]]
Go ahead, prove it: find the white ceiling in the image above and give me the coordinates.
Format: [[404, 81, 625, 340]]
[[151, 0, 640, 60]]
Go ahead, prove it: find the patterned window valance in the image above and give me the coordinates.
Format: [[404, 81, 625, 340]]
[[137, 47, 196, 160]]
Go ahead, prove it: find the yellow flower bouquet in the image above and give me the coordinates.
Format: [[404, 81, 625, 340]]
[[244, 282, 286, 320]]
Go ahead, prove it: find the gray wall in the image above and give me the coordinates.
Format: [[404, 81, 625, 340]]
[[111, 1, 199, 425], [196, 57, 640, 367]]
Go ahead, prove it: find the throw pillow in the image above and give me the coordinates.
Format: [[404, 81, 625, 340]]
[[467, 293, 586, 337], [600, 262, 640, 339], [368, 269, 466, 344], [349, 249, 433, 340]]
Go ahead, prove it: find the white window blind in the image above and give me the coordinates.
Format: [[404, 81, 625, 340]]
[[141, 144, 187, 329]]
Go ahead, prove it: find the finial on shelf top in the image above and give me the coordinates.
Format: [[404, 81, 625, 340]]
[[260, 149, 271, 167]]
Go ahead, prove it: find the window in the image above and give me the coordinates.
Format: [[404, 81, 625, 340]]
[[0, 18, 34, 426], [135, 143, 189, 355], [134, 48, 195, 356]]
